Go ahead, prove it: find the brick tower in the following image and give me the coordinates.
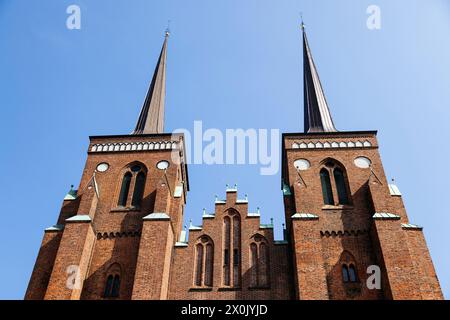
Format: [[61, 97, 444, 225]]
[[280, 23, 443, 300], [25, 31, 189, 300]]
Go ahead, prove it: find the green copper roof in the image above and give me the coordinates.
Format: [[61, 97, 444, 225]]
[[282, 182, 292, 196], [64, 186, 78, 200]]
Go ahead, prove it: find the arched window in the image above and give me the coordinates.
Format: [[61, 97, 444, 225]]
[[194, 236, 214, 287], [320, 169, 334, 205], [118, 172, 132, 207], [334, 168, 349, 205], [131, 171, 146, 207], [117, 163, 147, 209], [249, 234, 270, 288], [223, 210, 241, 287], [342, 265, 350, 283], [319, 160, 351, 206]]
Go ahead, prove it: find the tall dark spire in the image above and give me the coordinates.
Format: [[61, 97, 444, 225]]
[[302, 23, 337, 133], [133, 30, 169, 135]]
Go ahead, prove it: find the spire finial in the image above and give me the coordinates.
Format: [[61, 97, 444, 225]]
[[165, 20, 171, 37], [300, 12, 305, 30]]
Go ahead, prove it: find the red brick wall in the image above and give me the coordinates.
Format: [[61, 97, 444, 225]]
[[282, 131, 443, 300], [26, 131, 443, 300], [25, 230, 63, 300], [168, 191, 291, 300]]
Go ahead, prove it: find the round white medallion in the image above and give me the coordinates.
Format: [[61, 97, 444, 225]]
[[156, 160, 170, 170], [354, 157, 371, 169], [294, 159, 310, 171], [96, 162, 109, 172]]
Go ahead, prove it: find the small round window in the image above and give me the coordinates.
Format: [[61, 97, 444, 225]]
[[294, 159, 310, 171], [354, 157, 371, 169], [156, 160, 170, 170], [96, 163, 109, 172]]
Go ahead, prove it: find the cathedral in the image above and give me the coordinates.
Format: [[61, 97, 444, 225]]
[[25, 25, 443, 300]]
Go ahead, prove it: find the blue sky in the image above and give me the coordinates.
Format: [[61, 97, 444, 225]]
[[0, 0, 449, 299]]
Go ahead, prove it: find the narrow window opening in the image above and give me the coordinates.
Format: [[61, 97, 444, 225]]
[[342, 265, 350, 283], [131, 171, 146, 207], [334, 168, 349, 205], [111, 275, 120, 298], [320, 169, 334, 205], [104, 275, 113, 297], [118, 172, 132, 206], [348, 264, 357, 283]]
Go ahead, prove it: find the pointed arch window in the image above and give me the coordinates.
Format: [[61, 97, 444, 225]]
[[319, 160, 351, 206], [116, 163, 147, 209], [194, 236, 214, 287], [320, 169, 334, 205], [249, 234, 270, 288], [222, 210, 241, 287]]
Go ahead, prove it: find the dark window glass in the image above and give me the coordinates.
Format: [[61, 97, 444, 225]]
[[131, 165, 141, 172], [250, 243, 258, 287], [233, 248, 239, 266], [224, 249, 229, 266], [131, 172, 146, 207], [118, 172, 132, 206], [195, 244, 203, 286], [334, 168, 349, 205], [205, 243, 214, 287], [320, 169, 334, 205], [104, 275, 113, 297], [342, 265, 349, 283], [348, 264, 357, 283], [111, 275, 120, 297]]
